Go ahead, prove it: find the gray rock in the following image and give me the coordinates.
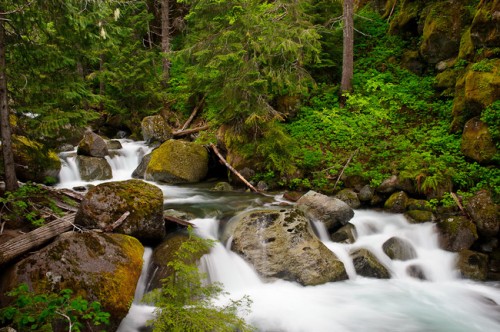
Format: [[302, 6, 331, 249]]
[[231, 208, 348, 285], [297, 191, 354, 232], [335, 188, 361, 209], [141, 115, 172, 144], [351, 248, 390, 279], [77, 131, 109, 157], [407, 264, 427, 280], [330, 223, 357, 244], [76, 155, 112, 181], [457, 249, 488, 281], [132, 153, 152, 179], [382, 237, 418, 261], [437, 216, 478, 252], [358, 185, 374, 202], [466, 190, 499, 238], [106, 139, 123, 150]]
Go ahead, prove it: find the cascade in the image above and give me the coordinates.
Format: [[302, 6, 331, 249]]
[[57, 140, 500, 332]]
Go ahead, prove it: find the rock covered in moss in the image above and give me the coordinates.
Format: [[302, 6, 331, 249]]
[[141, 115, 172, 144], [384, 191, 409, 213], [76, 155, 112, 181], [461, 117, 497, 163], [211, 182, 233, 191], [77, 131, 109, 158], [470, 0, 500, 49], [382, 236, 417, 261], [350, 248, 390, 279], [457, 249, 489, 281], [8, 135, 61, 184], [405, 210, 436, 223], [335, 188, 361, 209], [0, 232, 144, 331], [145, 139, 208, 184], [231, 208, 348, 285], [437, 216, 478, 252], [466, 190, 499, 238], [297, 191, 354, 232], [75, 180, 165, 241]]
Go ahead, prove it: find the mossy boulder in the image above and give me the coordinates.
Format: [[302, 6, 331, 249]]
[[405, 209, 436, 223], [470, 0, 500, 49], [296, 191, 354, 232], [389, 0, 425, 38], [435, 68, 460, 93], [406, 198, 432, 211], [211, 181, 233, 191], [384, 191, 409, 213], [458, 27, 475, 60], [335, 188, 361, 209], [350, 248, 390, 279], [0, 232, 144, 331], [8, 135, 61, 184], [437, 216, 478, 252], [141, 115, 172, 144], [457, 249, 489, 281], [419, 1, 471, 64], [358, 185, 375, 202], [401, 50, 425, 74], [330, 223, 357, 244], [231, 208, 348, 285], [75, 179, 165, 241], [382, 236, 418, 261], [466, 190, 499, 238], [461, 117, 498, 163], [76, 155, 113, 181], [77, 131, 109, 158], [145, 139, 208, 184]]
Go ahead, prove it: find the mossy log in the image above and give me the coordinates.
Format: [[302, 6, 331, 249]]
[[0, 212, 76, 265]]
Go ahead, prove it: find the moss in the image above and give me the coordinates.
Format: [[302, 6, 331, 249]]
[[459, 27, 475, 60], [405, 210, 435, 223]]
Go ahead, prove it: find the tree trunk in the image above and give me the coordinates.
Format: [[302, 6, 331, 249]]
[[0, 15, 19, 192], [161, 0, 171, 86], [340, 0, 354, 107]]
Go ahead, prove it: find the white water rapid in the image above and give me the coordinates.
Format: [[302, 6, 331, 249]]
[[58, 140, 500, 332]]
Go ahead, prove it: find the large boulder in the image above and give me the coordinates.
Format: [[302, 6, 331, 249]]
[[384, 191, 409, 213], [470, 0, 500, 49], [0, 232, 144, 331], [231, 208, 348, 285], [75, 180, 165, 241], [145, 139, 208, 184], [457, 249, 489, 281], [437, 216, 478, 252], [77, 131, 109, 158], [76, 155, 112, 181], [141, 115, 172, 144], [296, 191, 354, 232], [350, 248, 390, 279], [7, 135, 61, 184], [382, 236, 418, 261], [461, 117, 497, 164], [466, 190, 499, 238]]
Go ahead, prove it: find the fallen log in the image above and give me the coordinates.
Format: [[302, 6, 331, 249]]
[[179, 95, 206, 131], [104, 211, 130, 232], [164, 215, 194, 228], [173, 124, 209, 137], [209, 143, 260, 193], [0, 212, 77, 266]]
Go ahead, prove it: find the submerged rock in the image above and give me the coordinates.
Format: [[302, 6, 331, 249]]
[[231, 208, 348, 285], [407, 264, 427, 280], [457, 249, 488, 281], [145, 139, 208, 184], [350, 248, 390, 279], [0, 232, 144, 331], [75, 179, 165, 241], [296, 191, 354, 232], [382, 236, 418, 261]]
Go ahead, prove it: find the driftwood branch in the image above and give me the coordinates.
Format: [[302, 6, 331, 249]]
[[164, 215, 194, 228], [104, 211, 130, 232], [0, 213, 76, 265], [180, 95, 206, 131], [450, 192, 470, 218], [209, 143, 260, 193], [173, 124, 209, 137], [333, 148, 359, 191]]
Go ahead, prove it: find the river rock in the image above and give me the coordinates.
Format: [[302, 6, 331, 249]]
[[335, 188, 361, 209], [141, 115, 172, 144], [384, 191, 409, 213], [145, 139, 208, 184], [376, 175, 399, 194], [350, 248, 390, 279], [330, 223, 357, 244], [77, 131, 109, 157], [405, 210, 436, 224], [231, 208, 348, 285], [358, 185, 374, 202], [106, 139, 123, 150], [0, 232, 144, 331], [9, 135, 61, 184], [296, 191, 354, 232], [437, 216, 478, 252], [131, 153, 152, 179], [75, 179, 165, 241], [211, 182, 233, 191], [382, 236, 418, 261], [466, 190, 499, 238], [457, 249, 488, 281], [407, 264, 427, 280], [76, 155, 112, 181]]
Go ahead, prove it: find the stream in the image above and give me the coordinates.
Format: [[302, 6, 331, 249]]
[[57, 139, 500, 332]]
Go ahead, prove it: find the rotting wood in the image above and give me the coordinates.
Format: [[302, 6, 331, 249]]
[[451, 192, 470, 218], [0, 212, 76, 265], [105, 211, 130, 232], [164, 215, 194, 228], [333, 148, 359, 191], [173, 124, 209, 137], [209, 143, 260, 193], [179, 95, 206, 131]]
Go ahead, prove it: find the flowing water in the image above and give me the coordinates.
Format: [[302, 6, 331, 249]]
[[58, 140, 500, 332]]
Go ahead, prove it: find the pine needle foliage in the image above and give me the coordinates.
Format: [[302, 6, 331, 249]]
[[144, 228, 254, 332]]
